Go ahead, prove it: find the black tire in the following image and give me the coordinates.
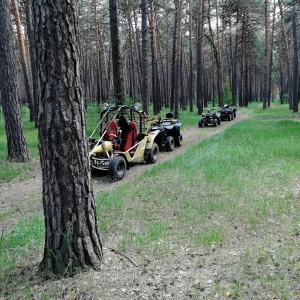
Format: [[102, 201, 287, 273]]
[[198, 119, 203, 128], [145, 143, 159, 164], [108, 156, 126, 180], [175, 134, 183, 147], [233, 112, 236, 118], [228, 114, 232, 121], [165, 136, 175, 151]]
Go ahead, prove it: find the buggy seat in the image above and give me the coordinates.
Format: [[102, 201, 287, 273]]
[[123, 121, 139, 151], [105, 120, 119, 140]]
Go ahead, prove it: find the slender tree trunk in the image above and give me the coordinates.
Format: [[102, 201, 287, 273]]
[[188, 0, 194, 112], [215, 0, 224, 106], [109, 0, 125, 104], [32, 0, 102, 274], [0, 0, 30, 162], [278, 0, 292, 109], [148, 0, 159, 114], [170, 11, 177, 112], [174, 0, 183, 119], [262, 0, 269, 109], [267, 0, 276, 107], [93, 0, 102, 105], [11, 0, 35, 122], [26, 0, 38, 127], [196, 0, 204, 115], [292, 4, 298, 113]]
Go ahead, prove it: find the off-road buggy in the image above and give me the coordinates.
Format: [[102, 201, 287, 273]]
[[88, 104, 160, 181], [219, 104, 236, 121], [198, 109, 220, 127], [147, 112, 183, 151]]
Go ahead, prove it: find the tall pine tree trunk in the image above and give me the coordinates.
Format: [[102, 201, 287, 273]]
[[174, 0, 183, 119], [109, 0, 125, 104], [196, 0, 204, 115], [262, 0, 269, 109], [11, 0, 35, 122], [0, 0, 30, 162], [32, 0, 102, 274], [188, 0, 194, 112], [292, 4, 298, 113]]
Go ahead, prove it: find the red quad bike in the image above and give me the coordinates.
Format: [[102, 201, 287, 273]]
[[198, 109, 221, 127]]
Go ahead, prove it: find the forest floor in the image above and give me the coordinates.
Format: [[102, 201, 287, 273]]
[[0, 110, 255, 299]]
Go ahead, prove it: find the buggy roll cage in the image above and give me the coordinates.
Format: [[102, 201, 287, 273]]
[[89, 105, 147, 141]]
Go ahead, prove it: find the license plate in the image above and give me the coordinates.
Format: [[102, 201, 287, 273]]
[[92, 159, 109, 168]]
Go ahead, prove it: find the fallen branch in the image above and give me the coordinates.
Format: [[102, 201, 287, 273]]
[[108, 247, 138, 267]]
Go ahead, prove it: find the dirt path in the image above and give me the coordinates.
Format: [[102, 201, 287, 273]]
[[0, 110, 252, 234]]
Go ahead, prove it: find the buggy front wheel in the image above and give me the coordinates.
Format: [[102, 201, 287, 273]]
[[108, 156, 127, 180]]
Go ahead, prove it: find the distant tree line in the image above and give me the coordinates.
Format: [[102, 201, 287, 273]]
[[1, 0, 299, 121]]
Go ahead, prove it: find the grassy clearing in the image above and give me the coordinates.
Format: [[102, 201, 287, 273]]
[[1, 101, 300, 298], [94, 102, 300, 298]]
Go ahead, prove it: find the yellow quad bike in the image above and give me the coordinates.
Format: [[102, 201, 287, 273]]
[[88, 104, 160, 181]]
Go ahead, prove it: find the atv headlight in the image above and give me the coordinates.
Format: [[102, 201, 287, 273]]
[[134, 102, 141, 110], [103, 102, 109, 110]]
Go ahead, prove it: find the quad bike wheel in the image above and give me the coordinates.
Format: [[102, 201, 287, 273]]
[[165, 136, 175, 151], [144, 143, 159, 164], [108, 156, 127, 180], [198, 120, 203, 128], [175, 134, 183, 147]]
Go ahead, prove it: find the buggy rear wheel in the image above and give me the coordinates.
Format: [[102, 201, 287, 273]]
[[108, 156, 126, 180], [165, 136, 175, 151], [144, 143, 159, 164]]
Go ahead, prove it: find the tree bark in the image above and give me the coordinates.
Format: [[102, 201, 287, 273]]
[[32, 0, 102, 274], [109, 0, 125, 104], [0, 0, 30, 163], [11, 0, 35, 122], [174, 0, 183, 119], [292, 4, 298, 113], [188, 0, 194, 112], [262, 0, 269, 109], [26, 0, 39, 127], [196, 0, 204, 115], [149, 0, 160, 114]]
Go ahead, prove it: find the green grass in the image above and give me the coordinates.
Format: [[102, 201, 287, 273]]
[[0, 215, 44, 292], [95, 101, 300, 244], [0, 107, 39, 184], [1, 100, 300, 298]]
